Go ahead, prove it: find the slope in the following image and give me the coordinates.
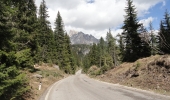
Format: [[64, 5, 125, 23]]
[[96, 55, 170, 95], [26, 63, 65, 100]]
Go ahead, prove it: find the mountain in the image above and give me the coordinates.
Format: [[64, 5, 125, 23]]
[[68, 30, 78, 37], [69, 31, 99, 45]]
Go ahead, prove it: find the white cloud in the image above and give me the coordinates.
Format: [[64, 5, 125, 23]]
[[35, 0, 165, 39], [139, 17, 154, 28], [162, 1, 166, 6]]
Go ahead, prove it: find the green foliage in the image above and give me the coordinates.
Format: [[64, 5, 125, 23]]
[[82, 55, 91, 73], [54, 12, 77, 74], [71, 44, 91, 68], [15, 49, 33, 68], [35, 0, 55, 63], [117, 33, 125, 61], [0, 51, 30, 100], [106, 29, 119, 66], [54, 11, 65, 65], [0, 2, 31, 99], [82, 33, 116, 74], [100, 65, 110, 74], [87, 66, 101, 76], [0, 0, 14, 52], [159, 10, 170, 54], [138, 25, 152, 58], [122, 0, 141, 62], [149, 22, 159, 55], [121, 0, 151, 62], [0, 0, 77, 99]]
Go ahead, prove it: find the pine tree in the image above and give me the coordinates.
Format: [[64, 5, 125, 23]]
[[37, 0, 54, 62], [0, 0, 13, 51], [82, 54, 91, 72], [122, 0, 143, 62], [0, 51, 29, 100], [0, 1, 29, 99], [54, 11, 65, 65], [13, 0, 40, 67], [54, 11, 76, 73], [98, 37, 106, 67], [117, 33, 125, 61], [25, 0, 40, 63], [99, 37, 106, 54], [38, 0, 50, 28], [65, 33, 77, 73], [138, 25, 151, 57], [89, 44, 98, 66], [159, 10, 170, 54], [149, 22, 159, 55], [106, 29, 118, 66]]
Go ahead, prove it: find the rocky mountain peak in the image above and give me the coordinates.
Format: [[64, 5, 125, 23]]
[[68, 30, 78, 37], [69, 31, 99, 45]]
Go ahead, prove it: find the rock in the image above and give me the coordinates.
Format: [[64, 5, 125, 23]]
[[130, 72, 139, 78], [53, 65, 60, 70], [33, 74, 43, 78], [101, 75, 105, 78]]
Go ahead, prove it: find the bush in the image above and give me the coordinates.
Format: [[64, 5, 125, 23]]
[[0, 51, 30, 100], [0, 65, 30, 100], [100, 65, 109, 74], [88, 66, 101, 76]]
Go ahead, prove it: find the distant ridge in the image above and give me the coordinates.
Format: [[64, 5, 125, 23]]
[[69, 31, 99, 45]]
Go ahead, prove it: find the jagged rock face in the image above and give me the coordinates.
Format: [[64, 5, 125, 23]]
[[70, 31, 99, 45], [68, 30, 78, 37]]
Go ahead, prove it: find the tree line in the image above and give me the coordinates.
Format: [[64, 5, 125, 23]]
[[83, 0, 170, 74], [0, 0, 77, 99]]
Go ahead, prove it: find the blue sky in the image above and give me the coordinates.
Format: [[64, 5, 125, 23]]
[[141, 0, 170, 30], [35, 0, 170, 39]]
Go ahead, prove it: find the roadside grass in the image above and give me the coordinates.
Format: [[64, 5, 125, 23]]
[[25, 63, 65, 100]]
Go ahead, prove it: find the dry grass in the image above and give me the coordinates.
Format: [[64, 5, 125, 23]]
[[25, 63, 65, 100], [97, 55, 170, 96]]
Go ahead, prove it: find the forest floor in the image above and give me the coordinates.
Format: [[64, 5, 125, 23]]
[[95, 55, 170, 96], [24, 63, 66, 100]]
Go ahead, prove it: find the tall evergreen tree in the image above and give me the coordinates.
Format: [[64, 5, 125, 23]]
[[12, 0, 40, 67], [0, 1, 29, 99], [0, 0, 13, 51], [122, 0, 150, 62], [89, 44, 98, 66], [149, 22, 159, 55], [117, 33, 125, 61], [98, 37, 107, 67], [38, 0, 50, 28], [37, 0, 54, 62], [54, 11, 76, 74], [159, 10, 170, 54], [99, 37, 106, 54], [65, 33, 77, 73], [138, 25, 151, 57], [54, 11, 65, 65], [106, 29, 118, 66]]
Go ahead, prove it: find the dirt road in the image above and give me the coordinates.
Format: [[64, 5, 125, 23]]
[[39, 70, 170, 100]]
